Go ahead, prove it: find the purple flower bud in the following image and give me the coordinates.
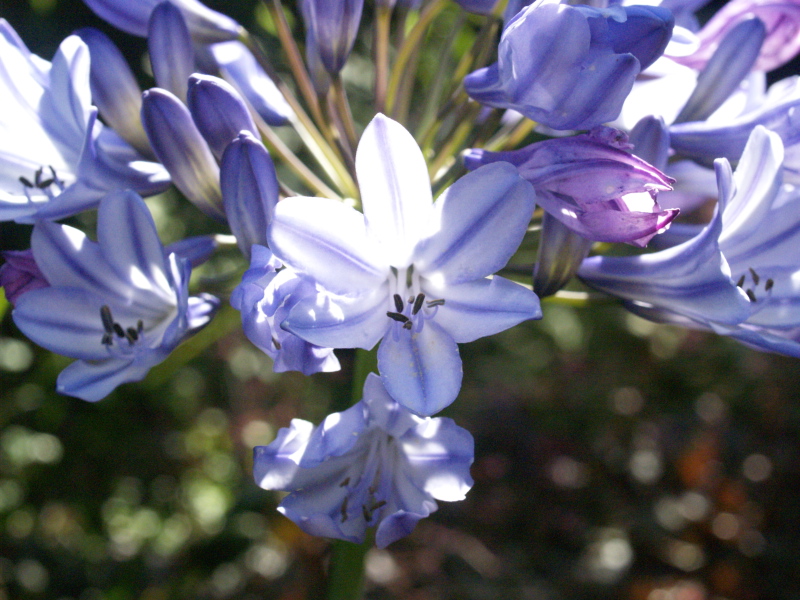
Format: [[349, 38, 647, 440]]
[[75, 28, 151, 157], [464, 0, 674, 131], [148, 1, 195, 101], [187, 74, 257, 160], [0, 250, 49, 306], [208, 41, 292, 127], [220, 132, 279, 258], [679, 0, 800, 72], [141, 88, 224, 219], [82, 0, 241, 43], [629, 116, 670, 170], [466, 127, 677, 245], [301, 0, 365, 77], [533, 213, 593, 297]]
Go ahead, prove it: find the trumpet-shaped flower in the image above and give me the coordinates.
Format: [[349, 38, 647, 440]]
[[268, 114, 541, 416], [464, 0, 674, 130], [12, 190, 220, 401], [465, 127, 676, 246], [0, 23, 169, 223], [254, 373, 474, 548], [580, 126, 800, 357], [231, 245, 340, 375]]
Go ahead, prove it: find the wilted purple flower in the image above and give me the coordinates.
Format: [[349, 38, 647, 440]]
[[231, 246, 340, 375], [580, 126, 800, 356], [464, 0, 674, 130], [268, 114, 540, 416], [301, 0, 364, 77], [12, 191, 220, 401], [0, 250, 49, 306], [82, 0, 241, 43], [0, 23, 169, 223], [254, 373, 474, 548], [465, 127, 676, 246]]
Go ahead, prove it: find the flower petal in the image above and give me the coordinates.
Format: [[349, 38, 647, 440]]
[[56, 354, 154, 402], [414, 162, 534, 284], [357, 114, 432, 265], [148, 1, 195, 101], [269, 196, 388, 294], [378, 320, 463, 416]]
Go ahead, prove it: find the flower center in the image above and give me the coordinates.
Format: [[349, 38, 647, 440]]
[[385, 265, 445, 334], [19, 165, 64, 199], [100, 305, 145, 353], [735, 267, 774, 303]]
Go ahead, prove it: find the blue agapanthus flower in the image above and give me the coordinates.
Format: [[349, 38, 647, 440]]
[[11, 190, 220, 401], [464, 0, 674, 131], [0, 22, 169, 223], [267, 114, 541, 416], [254, 373, 474, 548], [580, 126, 800, 357]]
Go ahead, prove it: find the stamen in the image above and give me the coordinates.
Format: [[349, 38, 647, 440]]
[[339, 477, 350, 488], [387, 311, 410, 323], [113, 323, 125, 338], [412, 293, 425, 315], [125, 327, 139, 343], [272, 336, 282, 350], [402, 321, 413, 330], [19, 176, 33, 188], [102, 333, 113, 346], [406, 264, 415, 288], [765, 279, 774, 291], [746, 289, 757, 303], [362, 505, 372, 522], [137, 320, 144, 334], [340, 497, 349, 523], [371, 500, 387, 511], [736, 275, 745, 288], [100, 305, 115, 334], [426, 299, 445, 307], [393, 293, 404, 313], [749, 267, 760, 285]]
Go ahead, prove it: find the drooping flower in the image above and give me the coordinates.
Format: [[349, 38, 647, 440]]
[[465, 127, 676, 246], [579, 126, 800, 357], [254, 373, 474, 548], [231, 246, 340, 375], [12, 190, 220, 401], [268, 114, 541, 416], [464, 0, 674, 131], [0, 22, 169, 223]]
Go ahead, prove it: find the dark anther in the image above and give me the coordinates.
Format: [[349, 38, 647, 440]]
[[113, 323, 125, 338], [766, 278, 774, 291], [137, 320, 144, 334], [412, 293, 425, 315], [402, 321, 413, 330], [406, 264, 415, 288], [387, 311, 410, 323], [19, 176, 34, 188], [371, 500, 387, 511], [749, 267, 760, 285], [100, 305, 115, 334], [340, 497, 349, 523], [102, 333, 113, 346], [125, 327, 139, 343], [362, 505, 372, 522], [339, 477, 350, 488], [746, 289, 757, 303], [736, 275, 746, 288], [368, 484, 378, 495], [272, 336, 282, 350], [426, 298, 445, 307], [393, 293, 404, 313]]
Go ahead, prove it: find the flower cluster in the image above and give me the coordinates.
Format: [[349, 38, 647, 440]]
[[2, 0, 800, 553]]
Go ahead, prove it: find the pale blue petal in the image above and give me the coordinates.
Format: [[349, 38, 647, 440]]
[[284, 284, 390, 350], [269, 196, 388, 294], [165, 235, 218, 268], [253, 419, 313, 489], [357, 114, 432, 265], [13, 287, 110, 360], [300, 402, 368, 465], [56, 354, 156, 402], [362, 373, 418, 438], [414, 162, 534, 284], [378, 320, 463, 416], [428, 276, 541, 343]]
